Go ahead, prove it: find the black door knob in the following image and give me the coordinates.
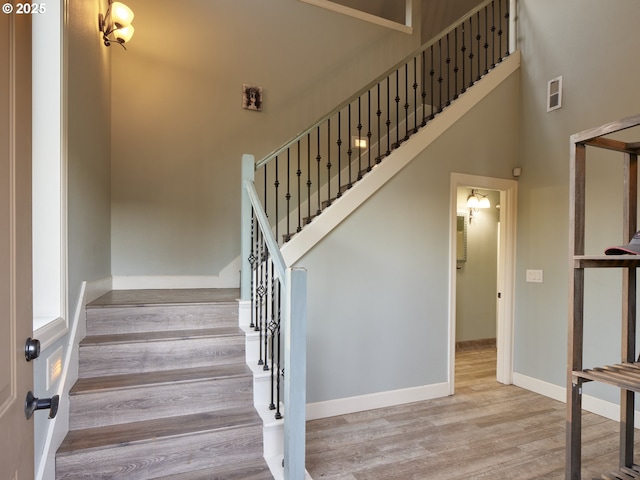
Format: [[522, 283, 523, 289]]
[[25, 391, 59, 419], [25, 337, 41, 361]]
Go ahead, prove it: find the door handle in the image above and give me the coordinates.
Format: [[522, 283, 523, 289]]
[[25, 337, 41, 361], [25, 391, 59, 419]]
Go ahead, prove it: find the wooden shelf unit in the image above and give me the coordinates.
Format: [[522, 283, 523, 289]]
[[568, 114, 640, 480]]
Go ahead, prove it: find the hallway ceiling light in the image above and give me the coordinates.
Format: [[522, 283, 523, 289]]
[[99, 1, 135, 48]]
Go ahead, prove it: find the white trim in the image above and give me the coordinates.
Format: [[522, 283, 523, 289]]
[[32, 0, 68, 339], [513, 372, 640, 428], [112, 274, 237, 290], [33, 317, 67, 352], [35, 276, 112, 480], [306, 382, 450, 421], [512, 372, 565, 403], [297, 0, 413, 34], [449, 174, 518, 393], [282, 51, 521, 267]]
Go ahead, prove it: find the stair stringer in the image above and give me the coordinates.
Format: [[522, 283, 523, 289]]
[[281, 50, 520, 267]]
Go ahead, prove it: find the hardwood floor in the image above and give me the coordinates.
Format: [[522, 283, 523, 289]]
[[306, 347, 638, 479]]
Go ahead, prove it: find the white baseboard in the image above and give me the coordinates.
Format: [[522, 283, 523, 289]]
[[513, 372, 640, 428], [306, 382, 450, 421], [112, 274, 237, 290], [512, 372, 565, 403]]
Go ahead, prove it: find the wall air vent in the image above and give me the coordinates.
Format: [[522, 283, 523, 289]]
[[547, 75, 563, 112]]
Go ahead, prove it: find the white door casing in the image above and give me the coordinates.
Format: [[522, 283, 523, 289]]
[[0, 6, 34, 478], [449, 173, 518, 392]]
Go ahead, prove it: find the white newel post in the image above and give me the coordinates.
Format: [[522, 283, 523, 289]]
[[284, 267, 307, 480], [241, 154, 255, 301]]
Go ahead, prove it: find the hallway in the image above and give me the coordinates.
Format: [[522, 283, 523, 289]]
[[305, 347, 634, 479]]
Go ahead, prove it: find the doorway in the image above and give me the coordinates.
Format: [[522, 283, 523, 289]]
[[448, 173, 518, 393]]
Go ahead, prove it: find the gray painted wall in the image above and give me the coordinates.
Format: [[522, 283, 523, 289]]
[[515, 0, 640, 402], [296, 72, 518, 403], [421, 0, 484, 43], [109, 0, 421, 278]]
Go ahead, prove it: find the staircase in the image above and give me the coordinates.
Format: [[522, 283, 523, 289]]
[[56, 288, 274, 480]]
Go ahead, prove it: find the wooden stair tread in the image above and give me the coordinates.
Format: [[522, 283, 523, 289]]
[[88, 288, 240, 308], [70, 363, 252, 394], [153, 458, 274, 480], [81, 326, 243, 345], [57, 406, 261, 454]]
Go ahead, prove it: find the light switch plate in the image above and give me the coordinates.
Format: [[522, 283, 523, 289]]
[[526, 269, 543, 283]]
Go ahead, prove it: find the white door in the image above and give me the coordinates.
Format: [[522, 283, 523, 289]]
[[0, 7, 34, 478]]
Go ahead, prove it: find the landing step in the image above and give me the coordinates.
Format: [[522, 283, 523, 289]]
[[58, 406, 261, 453], [88, 288, 240, 307], [56, 407, 264, 479], [153, 458, 274, 480], [80, 326, 243, 346], [71, 363, 252, 394]]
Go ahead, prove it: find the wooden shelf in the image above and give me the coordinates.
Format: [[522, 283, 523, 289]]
[[574, 255, 640, 268], [573, 363, 640, 392], [599, 464, 640, 479], [568, 115, 640, 480]]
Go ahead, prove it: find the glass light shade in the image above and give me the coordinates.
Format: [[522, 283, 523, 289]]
[[111, 2, 134, 28], [114, 24, 135, 43], [466, 195, 479, 208], [478, 196, 490, 208]]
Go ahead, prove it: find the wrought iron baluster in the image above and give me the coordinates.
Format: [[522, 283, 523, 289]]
[[445, 33, 451, 107], [284, 150, 291, 243], [316, 127, 321, 216], [376, 84, 382, 163], [357, 97, 363, 180], [498, 0, 504, 62], [274, 156, 279, 241], [366, 90, 372, 172], [326, 119, 332, 206], [468, 16, 474, 87], [404, 63, 409, 141], [347, 103, 352, 188], [413, 57, 418, 134], [249, 209, 256, 329], [268, 259, 276, 403], [461, 22, 467, 94], [504, 0, 510, 58], [395, 69, 400, 147], [274, 282, 282, 420], [262, 245, 270, 370], [454, 27, 459, 100], [429, 44, 435, 119], [476, 11, 482, 80], [306, 133, 312, 225], [421, 50, 427, 126], [296, 143, 302, 234], [386, 76, 391, 156], [437, 38, 443, 113], [490, 1, 496, 69], [337, 111, 342, 198], [263, 160, 268, 219]]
